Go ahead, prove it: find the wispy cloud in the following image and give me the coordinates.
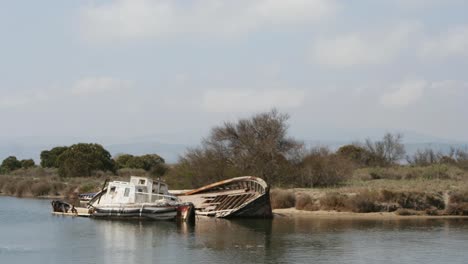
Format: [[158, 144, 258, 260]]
[[202, 89, 305, 112], [80, 0, 338, 42], [420, 25, 468, 59], [0, 90, 50, 109], [310, 22, 420, 67]]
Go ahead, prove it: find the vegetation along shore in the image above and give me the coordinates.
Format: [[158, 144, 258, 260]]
[[1, 110, 468, 217]]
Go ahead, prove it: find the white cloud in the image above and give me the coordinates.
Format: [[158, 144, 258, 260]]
[[311, 22, 420, 67], [71, 77, 131, 96], [0, 90, 49, 109], [380, 80, 427, 107], [202, 89, 305, 112], [420, 25, 468, 59], [80, 0, 338, 41]]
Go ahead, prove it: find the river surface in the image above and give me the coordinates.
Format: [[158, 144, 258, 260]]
[[1, 197, 468, 264]]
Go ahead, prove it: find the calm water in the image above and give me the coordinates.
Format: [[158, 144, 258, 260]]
[[1, 197, 468, 264]]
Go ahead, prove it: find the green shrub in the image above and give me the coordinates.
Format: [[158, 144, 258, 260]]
[[57, 143, 115, 177], [1, 156, 22, 173]]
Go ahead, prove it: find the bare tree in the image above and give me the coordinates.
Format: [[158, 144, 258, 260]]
[[406, 149, 443, 165], [301, 147, 353, 187], [177, 109, 303, 186], [364, 133, 405, 166]]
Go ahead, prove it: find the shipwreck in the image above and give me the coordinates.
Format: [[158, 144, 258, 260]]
[[176, 176, 273, 218]]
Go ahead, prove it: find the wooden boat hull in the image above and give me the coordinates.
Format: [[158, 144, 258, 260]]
[[177, 176, 273, 218]]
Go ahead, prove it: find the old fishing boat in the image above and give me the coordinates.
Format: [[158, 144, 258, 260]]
[[54, 176, 195, 221], [176, 176, 272, 218], [88, 176, 195, 221]]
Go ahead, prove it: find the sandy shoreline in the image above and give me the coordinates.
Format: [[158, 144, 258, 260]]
[[273, 208, 468, 220]]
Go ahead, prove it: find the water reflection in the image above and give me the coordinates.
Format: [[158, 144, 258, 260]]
[[82, 216, 468, 264], [1, 197, 468, 264]]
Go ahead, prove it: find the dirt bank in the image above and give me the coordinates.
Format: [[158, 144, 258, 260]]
[[273, 208, 468, 219]]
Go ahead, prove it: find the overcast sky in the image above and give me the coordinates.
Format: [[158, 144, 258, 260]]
[[1, 0, 468, 145]]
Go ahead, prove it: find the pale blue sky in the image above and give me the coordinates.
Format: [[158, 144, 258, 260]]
[[1, 0, 468, 146]]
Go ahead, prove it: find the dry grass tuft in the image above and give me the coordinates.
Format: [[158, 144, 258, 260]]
[[15, 179, 32, 197], [345, 191, 381, 213], [30, 181, 52, 196], [270, 189, 296, 209], [320, 192, 347, 211], [295, 193, 319, 211]]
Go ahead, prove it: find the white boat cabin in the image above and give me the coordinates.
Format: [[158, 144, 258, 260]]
[[97, 176, 178, 205]]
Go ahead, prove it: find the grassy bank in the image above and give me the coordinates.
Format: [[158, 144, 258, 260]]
[[271, 165, 468, 216]]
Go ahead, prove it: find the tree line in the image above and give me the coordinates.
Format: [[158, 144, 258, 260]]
[[164, 110, 468, 188], [1, 110, 468, 188], [0, 143, 166, 177]]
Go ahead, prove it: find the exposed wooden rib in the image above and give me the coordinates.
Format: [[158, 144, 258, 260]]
[[176, 176, 272, 218]]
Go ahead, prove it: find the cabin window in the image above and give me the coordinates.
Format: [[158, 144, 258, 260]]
[[139, 179, 146, 185], [109, 186, 116, 193], [124, 188, 130, 197], [137, 188, 143, 192]]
